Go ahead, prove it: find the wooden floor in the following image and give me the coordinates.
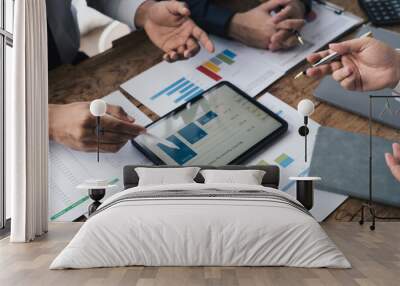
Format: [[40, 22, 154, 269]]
[[0, 222, 399, 286]]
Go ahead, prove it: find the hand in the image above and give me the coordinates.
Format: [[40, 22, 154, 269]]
[[137, 0, 214, 62], [306, 38, 400, 91], [270, 0, 306, 23], [270, 0, 306, 51], [228, 1, 305, 51], [49, 102, 145, 153], [385, 143, 400, 182]]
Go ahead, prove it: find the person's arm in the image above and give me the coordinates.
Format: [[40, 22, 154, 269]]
[[394, 49, 400, 94], [87, 0, 147, 30], [302, 0, 312, 14], [49, 102, 145, 153], [306, 38, 400, 92], [385, 143, 400, 182], [88, 1, 214, 61], [186, 0, 311, 38], [184, 0, 235, 37]]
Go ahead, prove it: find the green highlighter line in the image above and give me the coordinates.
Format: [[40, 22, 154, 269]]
[[50, 195, 90, 221], [108, 178, 119, 185], [50, 178, 119, 221]]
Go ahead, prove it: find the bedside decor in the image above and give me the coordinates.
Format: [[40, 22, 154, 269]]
[[77, 179, 117, 216], [297, 99, 315, 162], [289, 177, 321, 210], [89, 99, 107, 162], [77, 100, 115, 216], [359, 95, 400, 231], [293, 99, 320, 210]]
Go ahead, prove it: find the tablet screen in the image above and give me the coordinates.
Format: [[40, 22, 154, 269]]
[[133, 82, 286, 165]]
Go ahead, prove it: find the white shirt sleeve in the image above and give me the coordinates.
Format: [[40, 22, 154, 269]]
[[395, 81, 400, 94], [87, 0, 147, 30]]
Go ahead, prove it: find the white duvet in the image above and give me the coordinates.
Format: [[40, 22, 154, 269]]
[[50, 183, 350, 269]]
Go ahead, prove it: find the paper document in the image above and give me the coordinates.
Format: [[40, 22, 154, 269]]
[[121, 2, 362, 116], [49, 91, 152, 222], [249, 93, 347, 221]]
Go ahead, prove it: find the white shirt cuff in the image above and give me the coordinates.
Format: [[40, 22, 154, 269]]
[[88, 0, 148, 31], [394, 81, 400, 95], [117, 0, 147, 30]]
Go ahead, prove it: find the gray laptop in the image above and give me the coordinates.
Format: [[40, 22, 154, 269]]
[[314, 25, 400, 130]]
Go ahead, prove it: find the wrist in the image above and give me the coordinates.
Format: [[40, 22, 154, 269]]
[[48, 104, 59, 141], [135, 0, 156, 29], [228, 13, 245, 41], [391, 50, 400, 89], [299, 0, 307, 17], [300, 0, 311, 16]]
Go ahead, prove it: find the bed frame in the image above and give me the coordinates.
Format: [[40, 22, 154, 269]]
[[123, 165, 280, 189]]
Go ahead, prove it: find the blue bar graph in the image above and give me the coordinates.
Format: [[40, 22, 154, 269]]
[[174, 87, 204, 103], [197, 111, 218, 125], [178, 123, 208, 144], [184, 88, 204, 102], [166, 80, 190, 96], [150, 77, 186, 100], [180, 83, 194, 93], [157, 135, 197, 165], [152, 77, 204, 104]]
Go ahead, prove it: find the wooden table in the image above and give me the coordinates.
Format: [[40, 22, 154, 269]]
[[48, 0, 400, 222]]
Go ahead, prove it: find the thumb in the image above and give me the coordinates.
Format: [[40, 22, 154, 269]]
[[329, 38, 367, 55], [386, 153, 400, 181], [165, 1, 190, 17]]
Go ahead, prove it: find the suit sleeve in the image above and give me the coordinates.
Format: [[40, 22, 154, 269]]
[[87, 0, 147, 30], [185, 0, 312, 38], [302, 0, 312, 15], [184, 0, 235, 37]]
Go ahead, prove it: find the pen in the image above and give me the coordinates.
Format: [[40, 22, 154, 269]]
[[294, 31, 373, 80], [272, 6, 304, 46], [292, 30, 304, 46]]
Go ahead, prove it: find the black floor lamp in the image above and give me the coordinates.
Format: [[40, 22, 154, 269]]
[[359, 95, 400, 231]]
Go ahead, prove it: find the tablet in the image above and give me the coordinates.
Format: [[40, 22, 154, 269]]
[[132, 82, 288, 166]]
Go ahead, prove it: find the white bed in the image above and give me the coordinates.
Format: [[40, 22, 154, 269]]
[[50, 183, 350, 269]]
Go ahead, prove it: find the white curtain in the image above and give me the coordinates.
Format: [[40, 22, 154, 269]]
[[8, 0, 48, 242]]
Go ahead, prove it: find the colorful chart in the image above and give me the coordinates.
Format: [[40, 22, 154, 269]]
[[196, 49, 237, 81], [150, 77, 204, 104], [274, 153, 294, 168]]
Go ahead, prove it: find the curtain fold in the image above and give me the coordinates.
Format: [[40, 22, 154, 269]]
[[9, 0, 48, 242]]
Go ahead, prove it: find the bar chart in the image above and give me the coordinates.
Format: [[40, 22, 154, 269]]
[[156, 111, 218, 165], [150, 77, 205, 104], [196, 49, 237, 81]]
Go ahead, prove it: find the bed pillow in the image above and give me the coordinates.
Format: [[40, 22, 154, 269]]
[[200, 169, 266, 185], [135, 167, 201, 186]]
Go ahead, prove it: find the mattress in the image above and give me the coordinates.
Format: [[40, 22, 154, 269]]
[[50, 183, 350, 269]]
